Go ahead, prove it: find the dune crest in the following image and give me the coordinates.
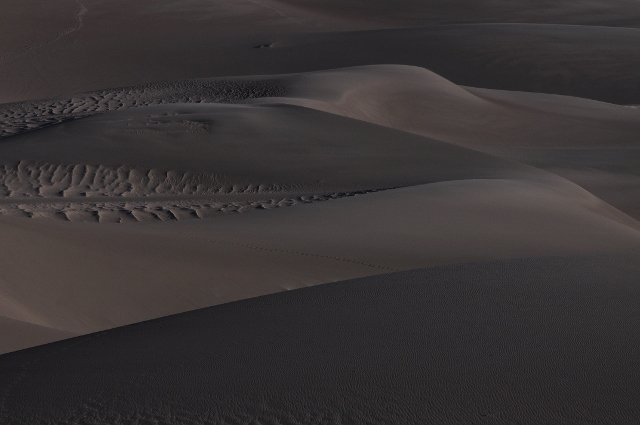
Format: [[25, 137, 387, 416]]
[[0, 64, 638, 353], [2, 257, 640, 423], [2, 1, 640, 421]]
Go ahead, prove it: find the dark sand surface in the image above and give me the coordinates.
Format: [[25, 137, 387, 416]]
[[1, 1, 639, 103], [2, 256, 640, 424], [2, 1, 640, 423], [1, 68, 639, 343]]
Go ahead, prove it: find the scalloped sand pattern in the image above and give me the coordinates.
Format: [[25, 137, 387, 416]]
[[0, 161, 282, 198], [0, 79, 285, 138], [0, 161, 382, 222], [0, 191, 380, 223]]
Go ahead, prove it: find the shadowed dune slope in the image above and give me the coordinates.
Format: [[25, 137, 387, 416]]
[[0, 176, 639, 347], [2, 255, 640, 424], [273, 0, 640, 27], [1, 0, 639, 104], [0, 101, 533, 222], [257, 65, 640, 218], [4, 64, 638, 219], [0, 317, 77, 355], [0, 102, 526, 190], [1, 65, 640, 353], [267, 25, 640, 105]]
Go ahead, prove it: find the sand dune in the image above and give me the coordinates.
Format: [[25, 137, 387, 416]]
[[0, 100, 528, 222], [261, 65, 640, 217], [2, 2, 639, 103], [0, 316, 77, 355], [267, 25, 640, 104], [269, 65, 640, 150], [0, 65, 639, 354], [274, 0, 640, 27], [0, 175, 638, 341], [4, 64, 639, 220], [2, 1, 639, 421], [2, 256, 640, 424]]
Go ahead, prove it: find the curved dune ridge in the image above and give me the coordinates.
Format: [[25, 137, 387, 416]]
[[1, 65, 640, 221], [1, 1, 640, 422], [1, 256, 640, 424], [0, 65, 638, 344], [0, 64, 637, 345], [1, 2, 640, 104]]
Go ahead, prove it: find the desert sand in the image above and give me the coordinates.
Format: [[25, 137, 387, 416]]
[[1, 0, 639, 423], [2, 257, 640, 423]]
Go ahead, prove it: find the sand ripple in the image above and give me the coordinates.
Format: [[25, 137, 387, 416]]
[[0, 79, 285, 138], [0, 161, 385, 222]]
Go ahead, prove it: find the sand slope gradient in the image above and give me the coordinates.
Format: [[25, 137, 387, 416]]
[[1, 256, 640, 424]]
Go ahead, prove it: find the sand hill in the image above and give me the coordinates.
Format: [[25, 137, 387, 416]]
[[1, 1, 639, 423]]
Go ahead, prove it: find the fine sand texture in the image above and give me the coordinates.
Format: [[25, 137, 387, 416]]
[[0, 65, 639, 352], [1, 68, 639, 344], [1, 256, 640, 424], [1, 2, 639, 104], [2, 1, 640, 423]]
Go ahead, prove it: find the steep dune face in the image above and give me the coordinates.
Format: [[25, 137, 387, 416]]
[[2, 257, 640, 424]]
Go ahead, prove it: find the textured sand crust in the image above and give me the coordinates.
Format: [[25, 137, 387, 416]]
[[0, 78, 285, 138], [1, 256, 640, 424], [0, 161, 383, 222], [0, 97, 531, 223]]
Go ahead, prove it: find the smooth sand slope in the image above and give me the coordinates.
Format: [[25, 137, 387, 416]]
[[3, 64, 640, 219], [1, 256, 640, 424], [0, 316, 77, 355], [1, 175, 639, 340], [274, 0, 640, 27], [263, 65, 640, 218], [1, 1, 639, 103], [1, 65, 639, 353], [1, 1, 640, 421]]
